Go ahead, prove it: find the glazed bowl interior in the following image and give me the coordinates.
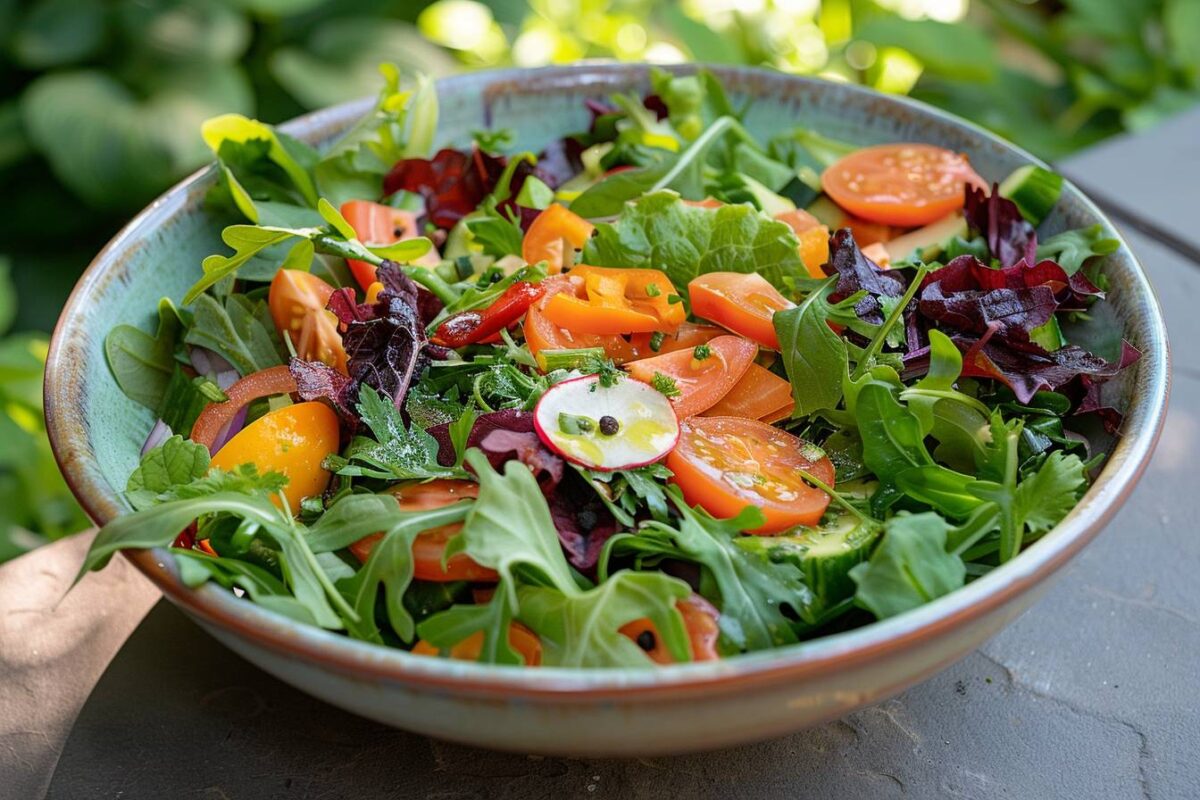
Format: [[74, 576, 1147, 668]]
[[46, 64, 1168, 695]]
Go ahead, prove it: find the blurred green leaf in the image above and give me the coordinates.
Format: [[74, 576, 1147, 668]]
[[11, 0, 107, 69], [1165, 0, 1200, 87], [0, 258, 16, 335], [0, 100, 31, 172], [854, 18, 997, 82], [116, 0, 251, 64]]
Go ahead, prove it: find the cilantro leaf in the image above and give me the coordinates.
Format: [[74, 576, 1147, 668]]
[[335, 384, 461, 480], [582, 190, 805, 294], [125, 436, 210, 511]]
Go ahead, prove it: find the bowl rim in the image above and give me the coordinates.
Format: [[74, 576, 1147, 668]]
[[45, 63, 1170, 700]]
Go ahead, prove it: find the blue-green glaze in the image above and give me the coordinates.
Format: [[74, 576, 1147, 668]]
[[45, 65, 1169, 756]]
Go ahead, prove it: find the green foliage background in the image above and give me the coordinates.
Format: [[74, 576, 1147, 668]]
[[0, 0, 1196, 559]]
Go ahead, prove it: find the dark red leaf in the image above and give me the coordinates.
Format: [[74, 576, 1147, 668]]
[[547, 470, 619, 572], [430, 410, 565, 488], [825, 228, 906, 323], [289, 357, 360, 428], [964, 183, 1037, 268], [383, 147, 506, 229]]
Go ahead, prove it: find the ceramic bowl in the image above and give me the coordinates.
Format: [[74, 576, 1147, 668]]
[[45, 64, 1169, 756]]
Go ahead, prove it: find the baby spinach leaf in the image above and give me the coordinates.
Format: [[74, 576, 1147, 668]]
[[104, 298, 183, 410], [185, 293, 284, 376], [773, 278, 855, 417], [850, 512, 966, 619], [583, 190, 805, 294]]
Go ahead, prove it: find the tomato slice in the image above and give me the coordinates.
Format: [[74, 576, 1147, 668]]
[[542, 266, 685, 335], [349, 479, 496, 583], [209, 401, 339, 511], [776, 209, 829, 279], [411, 622, 542, 665], [191, 365, 298, 452], [666, 416, 834, 534], [624, 335, 757, 419], [341, 200, 437, 290], [268, 269, 348, 374], [619, 594, 721, 664], [822, 143, 985, 227], [688, 273, 794, 350], [701, 363, 794, 422], [522, 204, 594, 274]]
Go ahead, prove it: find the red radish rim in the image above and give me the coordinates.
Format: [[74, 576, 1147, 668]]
[[532, 373, 680, 472]]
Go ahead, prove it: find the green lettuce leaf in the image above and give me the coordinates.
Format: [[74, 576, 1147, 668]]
[[582, 190, 805, 294]]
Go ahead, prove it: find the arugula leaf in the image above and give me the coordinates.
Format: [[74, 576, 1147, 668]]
[[334, 385, 461, 480], [174, 549, 320, 626], [773, 278, 851, 417], [570, 116, 738, 218], [639, 497, 813, 650], [125, 436, 210, 511], [855, 380, 936, 515], [104, 298, 183, 410], [340, 501, 471, 644], [850, 512, 966, 619], [184, 293, 284, 376], [1035, 224, 1120, 275], [416, 588, 522, 665], [516, 571, 691, 667], [583, 463, 673, 526], [583, 190, 805, 293]]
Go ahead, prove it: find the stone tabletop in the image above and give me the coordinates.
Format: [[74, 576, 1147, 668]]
[[4, 111, 1200, 800]]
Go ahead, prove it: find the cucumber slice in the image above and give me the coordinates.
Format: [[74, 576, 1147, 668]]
[[883, 212, 968, 264], [735, 507, 880, 614], [804, 195, 844, 229], [998, 164, 1063, 225]]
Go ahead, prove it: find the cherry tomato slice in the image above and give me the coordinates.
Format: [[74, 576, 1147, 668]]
[[821, 143, 985, 227], [688, 273, 794, 350], [700, 363, 794, 422], [341, 200, 438, 289], [348, 480, 496, 583], [619, 594, 721, 664], [268, 269, 348, 374], [666, 415, 834, 534], [209, 401, 339, 512], [411, 622, 542, 665], [628, 322, 724, 356], [624, 335, 758, 419], [522, 204, 594, 274]]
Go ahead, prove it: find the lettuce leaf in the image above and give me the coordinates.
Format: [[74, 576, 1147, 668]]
[[582, 190, 805, 294]]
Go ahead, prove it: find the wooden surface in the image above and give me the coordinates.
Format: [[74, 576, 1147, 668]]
[[4, 113, 1200, 800]]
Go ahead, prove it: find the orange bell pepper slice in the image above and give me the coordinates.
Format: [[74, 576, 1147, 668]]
[[522, 204, 595, 274], [542, 266, 685, 335]]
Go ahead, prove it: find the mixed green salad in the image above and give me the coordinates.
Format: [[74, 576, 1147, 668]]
[[81, 67, 1135, 668]]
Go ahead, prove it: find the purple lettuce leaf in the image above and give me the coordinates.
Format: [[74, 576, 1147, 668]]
[[964, 183, 1037, 268], [825, 228, 906, 323]]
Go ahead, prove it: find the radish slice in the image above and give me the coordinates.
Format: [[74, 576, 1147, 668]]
[[533, 374, 679, 471]]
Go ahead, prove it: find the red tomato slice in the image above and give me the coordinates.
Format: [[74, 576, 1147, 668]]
[[629, 322, 724, 356], [268, 269, 348, 374], [624, 335, 757, 419], [688, 273, 794, 350], [821, 143, 985, 227], [619, 594, 721, 664], [341, 200, 437, 290], [701, 363, 793, 422], [666, 416, 834, 534], [776, 209, 830, 279], [349, 480, 497, 583]]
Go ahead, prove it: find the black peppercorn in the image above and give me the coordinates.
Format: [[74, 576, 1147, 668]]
[[598, 415, 619, 435], [636, 630, 656, 651]]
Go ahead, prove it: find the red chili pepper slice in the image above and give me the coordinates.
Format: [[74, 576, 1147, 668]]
[[432, 281, 545, 348]]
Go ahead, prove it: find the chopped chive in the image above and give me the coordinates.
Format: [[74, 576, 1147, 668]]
[[693, 343, 712, 360], [651, 372, 681, 398], [667, 294, 684, 305], [645, 283, 662, 297], [649, 331, 665, 352], [559, 412, 595, 435], [536, 347, 606, 372]]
